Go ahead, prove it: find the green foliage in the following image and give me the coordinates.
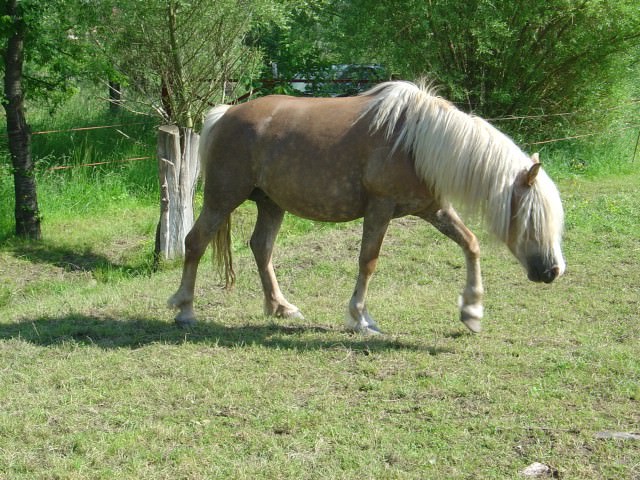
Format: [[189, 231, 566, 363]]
[[541, 129, 640, 179], [84, 0, 295, 128], [0, 0, 90, 108], [0, 86, 158, 240], [334, 1, 639, 112], [263, 0, 640, 138], [255, 0, 337, 82], [0, 161, 13, 236]]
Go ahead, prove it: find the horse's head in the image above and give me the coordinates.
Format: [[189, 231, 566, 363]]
[[506, 154, 565, 283]]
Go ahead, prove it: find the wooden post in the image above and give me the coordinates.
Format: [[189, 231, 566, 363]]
[[156, 125, 200, 260]]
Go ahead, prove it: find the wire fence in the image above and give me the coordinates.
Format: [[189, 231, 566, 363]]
[[0, 120, 158, 172], [486, 98, 640, 123], [525, 124, 640, 147], [31, 121, 156, 136], [47, 156, 153, 171]]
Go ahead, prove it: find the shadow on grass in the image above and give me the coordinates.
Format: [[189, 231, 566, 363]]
[[6, 241, 154, 277], [0, 313, 454, 355]]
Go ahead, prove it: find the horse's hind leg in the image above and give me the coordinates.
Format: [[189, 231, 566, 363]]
[[168, 206, 231, 327], [250, 193, 303, 319], [423, 206, 484, 333]]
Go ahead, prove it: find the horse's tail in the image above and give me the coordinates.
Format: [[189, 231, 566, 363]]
[[200, 104, 235, 289], [212, 215, 235, 289]]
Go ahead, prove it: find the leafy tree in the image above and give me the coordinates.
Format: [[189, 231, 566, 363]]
[[87, 0, 293, 129], [1, 0, 87, 239], [278, 0, 640, 135], [83, 0, 294, 259], [254, 0, 336, 91]]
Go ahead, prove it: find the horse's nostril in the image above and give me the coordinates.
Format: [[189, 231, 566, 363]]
[[544, 266, 561, 283]]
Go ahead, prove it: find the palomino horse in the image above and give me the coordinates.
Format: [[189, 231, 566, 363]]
[[169, 81, 565, 334]]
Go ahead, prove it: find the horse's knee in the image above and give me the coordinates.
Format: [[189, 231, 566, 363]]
[[183, 230, 208, 261], [466, 236, 481, 258]]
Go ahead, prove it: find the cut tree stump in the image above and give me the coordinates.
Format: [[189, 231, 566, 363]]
[[155, 125, 200, 260]]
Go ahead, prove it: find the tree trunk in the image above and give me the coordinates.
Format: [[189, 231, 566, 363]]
[[108, 81, 122, 114], [155, 125, 200, 260], [2, 0, 41, 240]]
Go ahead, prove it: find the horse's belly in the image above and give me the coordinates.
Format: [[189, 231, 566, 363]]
[[257, 168, 366, 222]]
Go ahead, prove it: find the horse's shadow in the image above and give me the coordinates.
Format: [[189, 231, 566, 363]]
[[3, 242, 456, 354], [0, 313, 454, 355]]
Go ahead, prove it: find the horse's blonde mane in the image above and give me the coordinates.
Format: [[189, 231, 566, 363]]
[[361, 81, 563, 246]]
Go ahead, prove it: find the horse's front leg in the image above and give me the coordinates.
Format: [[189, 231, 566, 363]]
[[424, 207, 484, 333], [346, 200, 394, 335]]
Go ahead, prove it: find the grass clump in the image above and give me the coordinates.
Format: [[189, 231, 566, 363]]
[[542, 130, 640, 179]]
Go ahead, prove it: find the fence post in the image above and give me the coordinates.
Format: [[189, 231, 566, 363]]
[[155, 125, 200, 261]]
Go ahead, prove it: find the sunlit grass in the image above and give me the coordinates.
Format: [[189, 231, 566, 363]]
[[542, 129, 640, 179], [0, 171, 639, 478], [0, 88, 158, 240]]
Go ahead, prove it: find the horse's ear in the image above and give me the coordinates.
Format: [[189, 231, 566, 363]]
[[531, 152, 540, 164], [526, 162, 542, 187]]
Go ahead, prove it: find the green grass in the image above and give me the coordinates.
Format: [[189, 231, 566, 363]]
[[0, 88, 159, 240], [542, 129, 640, 179], [1, 167, 639, 478], [1, 89, 639, 478]]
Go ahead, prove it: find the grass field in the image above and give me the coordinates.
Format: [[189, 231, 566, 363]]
[[1, 166, 639, 478], [1, 93, 639, 478]]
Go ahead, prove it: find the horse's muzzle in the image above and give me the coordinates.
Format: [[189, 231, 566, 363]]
[[528, 264, 562, 283]]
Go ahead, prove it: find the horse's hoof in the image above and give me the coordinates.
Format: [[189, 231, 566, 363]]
[[175, 313, 197, 329], [461, 315, 482, 333], [270, 302, 305, 320], [347, 324, 383, 336], [344, 313, 382, 335], [359, 324, 382, 336], [458, 297, 483, 333], [283, 309, 305, 321]]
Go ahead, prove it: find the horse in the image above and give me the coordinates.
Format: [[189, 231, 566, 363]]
[[168, 81, 565, 335]]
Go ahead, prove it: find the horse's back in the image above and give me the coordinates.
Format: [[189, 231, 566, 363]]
[[221, 94, 371, 143]]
